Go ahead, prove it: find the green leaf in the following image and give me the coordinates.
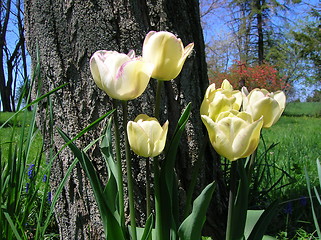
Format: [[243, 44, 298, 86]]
[[140, 214, 154, 240], [156, 103, 191, 239], [101, 118, 120, 219], [58, 128, 125, 240], [4, 212, 23, 240], [305, 163, 321, 238], [262, 235, 277, 240], [244, 210, 264, 239], [247, 200, 279, 240], [178, 181, 215, 240]]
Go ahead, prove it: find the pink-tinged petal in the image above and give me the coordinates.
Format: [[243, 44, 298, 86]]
[[113, 59, 153, 100], [90, 50, 113, 90]]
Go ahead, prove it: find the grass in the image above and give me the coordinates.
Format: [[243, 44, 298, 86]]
[[260, 116, 321, 193], [0, 111, 44, 169], [284, 102, 321, 117], [250, 101, 321, 238], [0, 107, 58, 239]]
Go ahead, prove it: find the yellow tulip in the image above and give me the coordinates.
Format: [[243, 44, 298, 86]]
[[127, 114, 169, 158], [200, 80, 242, 122], [90, 50, 154, 100], [142, 31, 194, 80], [201, 110, 263, 161], [243, 88, 286, 128]]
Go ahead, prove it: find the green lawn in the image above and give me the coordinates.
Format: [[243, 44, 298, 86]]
[[284, 102, 321, 117], [0, 111, 43, 165], [260, 116, 321, 195]]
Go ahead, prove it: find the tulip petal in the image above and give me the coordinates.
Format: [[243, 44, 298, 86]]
[[153, 120, 169, 157], [232, 117, 263, 159], [221, 79, 233, 91], [106, 60, 153, 100], [90, 50, 113, 90], [248, 97, 280, 127], [143, 31, 194, 80], [127, 121, 151, 157], [128, 114, 168, 157], [202, 113, 263, 161], [273, 91, 286, 110]]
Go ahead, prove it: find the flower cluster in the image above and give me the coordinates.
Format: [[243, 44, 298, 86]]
[[201, 79, 286, 161], [90, 31, 194, 157], [86, 30, 287, 240]]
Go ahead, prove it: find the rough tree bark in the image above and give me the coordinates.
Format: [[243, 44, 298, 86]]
[[24, 0, 227, 239]]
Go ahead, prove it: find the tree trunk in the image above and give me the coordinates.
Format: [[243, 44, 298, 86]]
[[24, 0, 227, 239], [256, 0, 264, 64]]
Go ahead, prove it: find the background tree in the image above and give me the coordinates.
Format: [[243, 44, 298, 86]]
[[291, 7, 321, 85], [0, 0, 28, 112], [24, 0, 227, 239]]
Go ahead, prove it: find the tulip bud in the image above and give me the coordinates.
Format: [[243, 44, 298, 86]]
[[200, 80, 242, 122], [90, 50, 154, 100], [243, 88, 286, 128], [201, 110, 263, 161], [142, 31, 194, 80], [127, 114, 169, 158]]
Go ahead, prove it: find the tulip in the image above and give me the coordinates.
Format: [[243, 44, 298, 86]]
[[201, 110, 263, 161], [127, 114, 169, 158], [200, 80, 242, 122], [243, 88, 286, 128], [90, 50, 154, 100], [142, 31, 194, 80]]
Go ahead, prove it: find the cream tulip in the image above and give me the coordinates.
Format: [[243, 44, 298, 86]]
[[142, 31, 194, 80], [90, 50, 154, 100], [127, 114, 169, 158], [243, 88, 286, 128], [200, 80, 242, 122], [201, 110, 263, 161]]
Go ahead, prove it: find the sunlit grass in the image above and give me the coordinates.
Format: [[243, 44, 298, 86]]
[[0, 111, 44, 166], [258, 116, 321, 197], [284, 102, 321, 117]]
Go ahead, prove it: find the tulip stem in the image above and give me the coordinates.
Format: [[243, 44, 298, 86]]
[[226, 160, 237, 240], [154, 80, 163, 119], [122, 101, 137, 240], [153, 156, 162, 240], [113, 100, 125, 232], [146, 157, 151, 219]]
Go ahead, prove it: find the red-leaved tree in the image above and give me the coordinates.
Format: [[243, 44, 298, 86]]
[[209, 61, 291, 92]]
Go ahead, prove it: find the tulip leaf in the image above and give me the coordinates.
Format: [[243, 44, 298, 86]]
[[58, 127, 125, 240], [178, 181, 215, 240], [244, 210, 264, 239], [140, 214, 154, 240], [247, 200, 279, 240], [262, 236, 277, 240], [101, 119, 119, 207], [155, 103, 191, 240], [130, 215, 154, 240]]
